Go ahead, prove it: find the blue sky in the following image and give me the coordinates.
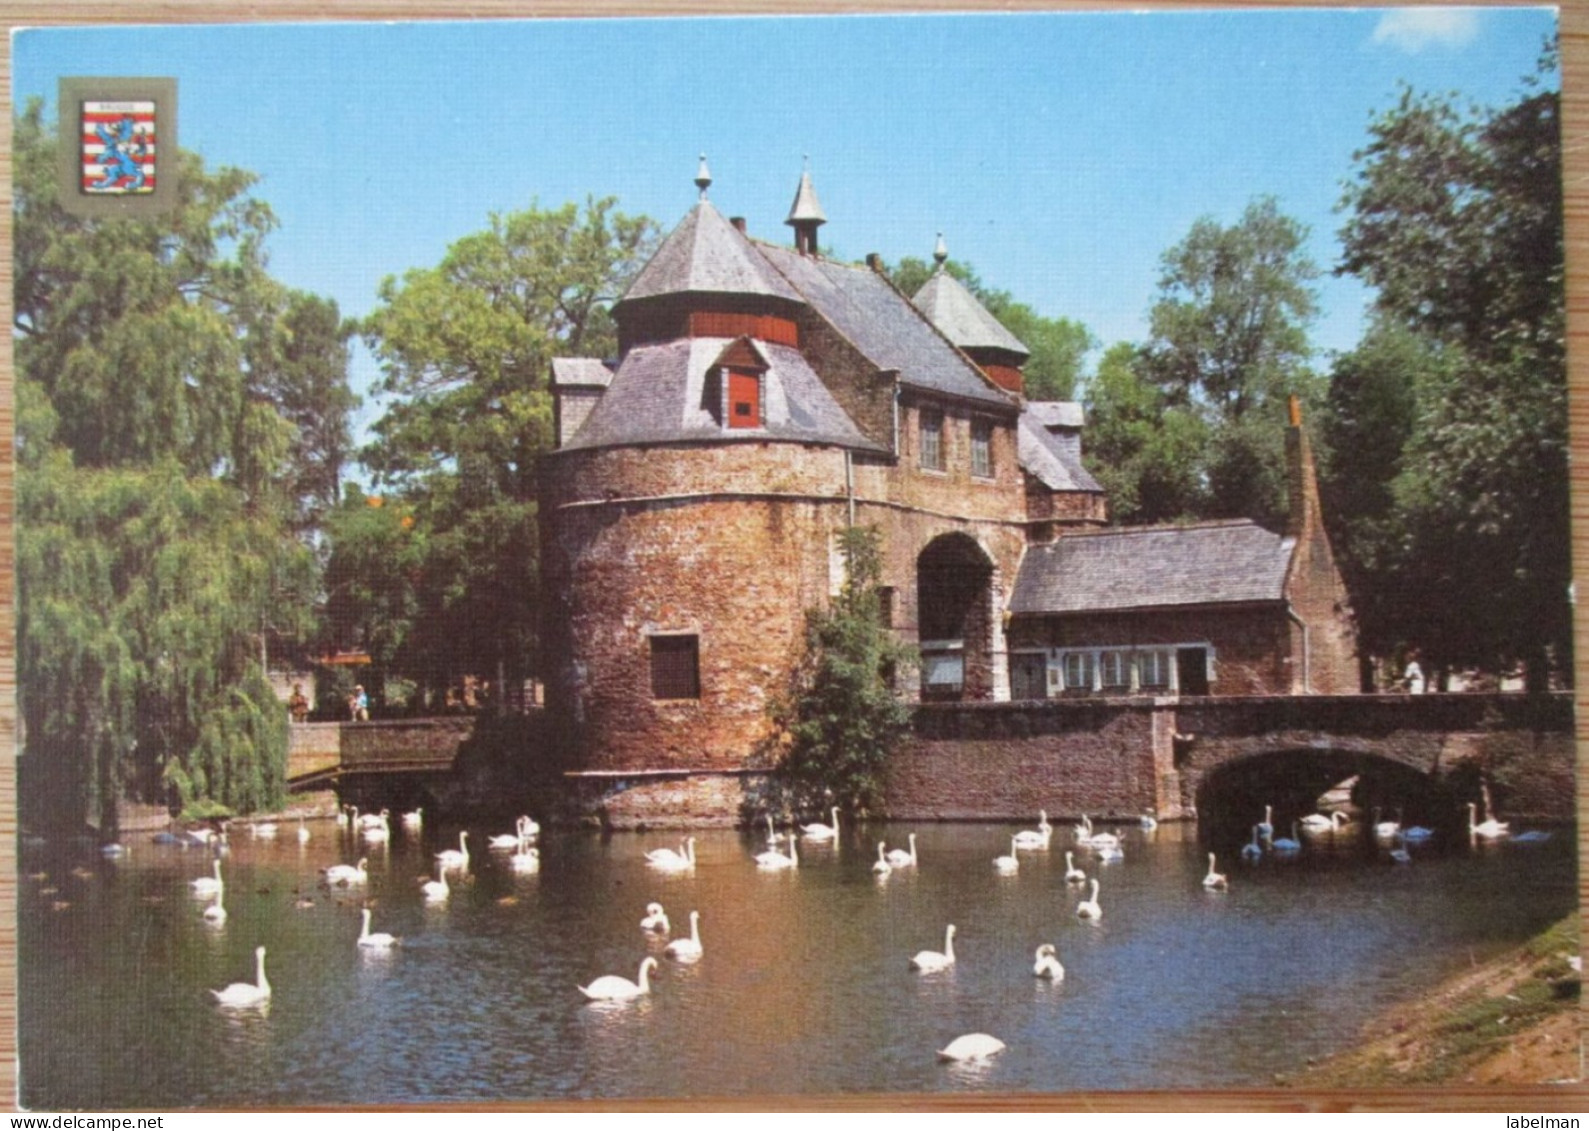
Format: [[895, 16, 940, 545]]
[[13, 8, 1559, 445]]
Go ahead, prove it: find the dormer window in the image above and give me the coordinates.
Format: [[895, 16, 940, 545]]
[[707, 337, 770, 430], [726, 368, 762, 429]]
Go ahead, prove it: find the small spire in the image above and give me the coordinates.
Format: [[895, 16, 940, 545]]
[[695, 154, 712, 200], [933, 232, 948, 271], [785, 158, 827, 255]]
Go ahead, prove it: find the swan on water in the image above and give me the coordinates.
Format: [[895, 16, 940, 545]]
[[358, 809, 389, 832], [1139, 812, 1159, 831], [357, 907, 398, 949], [191, 860, 224, 897], [640, 902, 670, 933], [518, 815, 540, 840], [872, 841, 892, 877], [764, 814, 779, 846], [1240, 826, 1263, 861], [801, 807, 840, 840], [210, 946, 270, 1007], [1094, 840, 1124, 864], [1076, 878, 1102, 920], [202, 890, 227, 923], [421, 862, 450, 902], [937, 1033, 1005, 1062], [1012, 810, 1052, 850], [579, 956, 658, 1001], [1300, 811, 1348, 833], [510, 834, 540, 872], [252, 822, 278, 840], [1202, 853, 1228, 891], [296, 817, 310, 845], [1271, 823, 1302, 854], [647, 836, 697, 871], [487, 828, 521, 850], [401, 808, 423, 830], [1088, 828, 1121, 852], [993, 836, 1020, 874], [1468, 802, 1509, 840], [910, 924, 956, 972], [362, 814, 390, 843], [436, 831, 471, 870], [1064, 852, 1086, 884], [336, 807, 350, 830], [1032, 944, 1065, 981], [755, 834, 798, 870], [323, 858, 369, 885], [664, 910, 703, 960], [886, 833, 918, 868], [1073, 814, 1094, 843], [1257, 804, 1274, 840], [1373, 806, 1402, 840]]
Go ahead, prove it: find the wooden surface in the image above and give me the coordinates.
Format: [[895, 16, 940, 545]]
[[0, 0, 1584, 1114]]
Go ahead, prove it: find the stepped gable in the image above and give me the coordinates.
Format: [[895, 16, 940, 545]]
[[756, 242, 1011, 409], [912, 268, 1029, 358], [559, 336, 883, 453], [621, 199, 802, 306], [1011, 520, 1295, 614]]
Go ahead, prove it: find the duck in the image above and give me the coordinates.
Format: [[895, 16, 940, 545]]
[[647, 836, 697, 871], [754, 834, 798, 870], [1012, 810, 1052, 850], [1240, 825, 1263, 862], [1032, 943, 1065, 981], [1468, 802, 1510, 840], [190, 860, 224, 897], [664, 910, 703, 960], [1202, 852, 1228, 891], [937, 1033, 1006, 1062], [436, 831, 471, 870], [210, 946, 270, 1007], [1271, 823, 1302, 855], [1064, 852, 1087, 884], [579, 956, 659, 1001], [871, 841, 892, 877], [910, 924, 956, 972], [1076, 878, 1102, 920], [885, 833, 919, 868], [992, 836, 1019, 874], [801, 807, 840, 840], [421, 862, 450, 902], [1256, 804, 1274, 840], [322, 858, 369, 885], [640, 902, 670, 933], [357, 907, 398, 949]]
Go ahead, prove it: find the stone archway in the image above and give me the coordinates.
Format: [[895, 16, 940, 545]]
[[916, 533, 996, 701]]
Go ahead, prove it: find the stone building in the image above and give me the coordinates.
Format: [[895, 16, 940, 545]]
[[539, 163, 1356, 814]]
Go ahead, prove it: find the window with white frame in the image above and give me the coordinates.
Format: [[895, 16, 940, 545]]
[[1099, 649, 1129, 690], [919, 407, 944, 471], [1062, 651, 1094, 692], [1138, 649, 1171, 689], [971, 418, 994, 478]]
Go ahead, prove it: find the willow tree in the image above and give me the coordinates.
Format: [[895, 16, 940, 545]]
[[15, 102, 350, 832]]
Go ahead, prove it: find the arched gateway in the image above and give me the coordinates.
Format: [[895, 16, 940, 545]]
[[916, 533, 997, 702]]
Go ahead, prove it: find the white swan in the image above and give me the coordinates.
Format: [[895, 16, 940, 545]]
[[510, 834, 540, 872], [937, 1033, 1006, 1062], [640, 902, 670, 933], [323, 858, 369, 885], [801, 807, 840, 840], [436, 831, 471, 870], [1299, 810, 1348, 833], [190, 860, 224, 897], [202, 890, 227, 924], [1012, 810, 1052, 850], [1202, 852, 1228, 891], [251, 822, 278, 840], [1240, 825, 1263, 861], [357, 907, 398, 949], [910, 924, 956, 972], [1088, 828, 1121, 851], [886, 833, 918, 868], [1139, 812, 1160, 831], [518, 815, 540, 840], [1064, 852, 1086, 884], [647, 836, 697, 871], [296, 817, 310, 845], [1094, 839, 1124, 863], [1272, 822, 1302, 854], [401, 808, 423, 830], [210, 946, 270, 1007], [1076, 878, 1102, 920], [664, 910, 703, 960], [1073, 814, 1094, 843], [1032, 943, 1065, 981], [1468, 802, 1509, 840], [362, 814, 390, 843], [358, 809, 389, 832], [579, 956, 658, 1001], [764, 814, 779, 845], [1257, 804, 1274, 840], [1374, 806, 1401, 840], [993, 836, 1019, 874], [872, 841, 892, 876], [336, 807, 350, 830], [488, 827, 521, 849], [755, 833, 798, 870], [421, 861, 450, 902]]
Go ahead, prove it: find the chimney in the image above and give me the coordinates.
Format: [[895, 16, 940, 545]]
[[1284, 394, 1316, 539], [866, 253, 884, 273], [730, 216, 746, 234]]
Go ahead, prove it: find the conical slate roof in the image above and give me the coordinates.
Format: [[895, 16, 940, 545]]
[[912, 268, 1029, 358], [621, 200, 803, 305], [785, 170, 826, 226]]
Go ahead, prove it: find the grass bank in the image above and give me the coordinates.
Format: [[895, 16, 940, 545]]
[[1288, 916, 1581, 1088]]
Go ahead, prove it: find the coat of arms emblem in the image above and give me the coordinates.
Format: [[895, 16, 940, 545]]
[[81, 100, 156, 194]]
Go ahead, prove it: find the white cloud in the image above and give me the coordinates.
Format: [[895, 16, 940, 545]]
[[1372, 8, 1481, 52]]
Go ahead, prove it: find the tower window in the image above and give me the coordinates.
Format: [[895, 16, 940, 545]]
[[920, 407, 944, 471], [649, 634, 700, 699]]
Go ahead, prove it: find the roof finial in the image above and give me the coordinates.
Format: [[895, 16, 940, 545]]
[[695, 154, 712, 200], [933, 232, 948, 270]]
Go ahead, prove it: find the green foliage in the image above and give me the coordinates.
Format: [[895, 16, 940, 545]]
[[347, 199, 658, 703], [14, 101, 347, 829], [886, 256, 1094, 400], [1332, 58, 1567, 682], [771, 528, 914, 815]]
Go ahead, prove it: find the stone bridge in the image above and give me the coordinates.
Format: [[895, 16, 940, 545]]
[[887, 692, 1575, 829]]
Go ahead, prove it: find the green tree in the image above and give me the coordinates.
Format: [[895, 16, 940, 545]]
[[887, 256, 1094, 400], [354, 199, 657, 704], [1334, 57, 1567, 685], [15, 102, 342, 831], [772, 527, 914, 815]]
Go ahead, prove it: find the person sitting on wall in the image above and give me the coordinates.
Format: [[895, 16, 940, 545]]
[[287, 683, 310, 724], [1403, 651, 1425, 695], [350, 684, 370, 721]]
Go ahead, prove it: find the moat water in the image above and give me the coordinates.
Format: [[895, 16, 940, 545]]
[[18, 815, 1577, 1107]]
